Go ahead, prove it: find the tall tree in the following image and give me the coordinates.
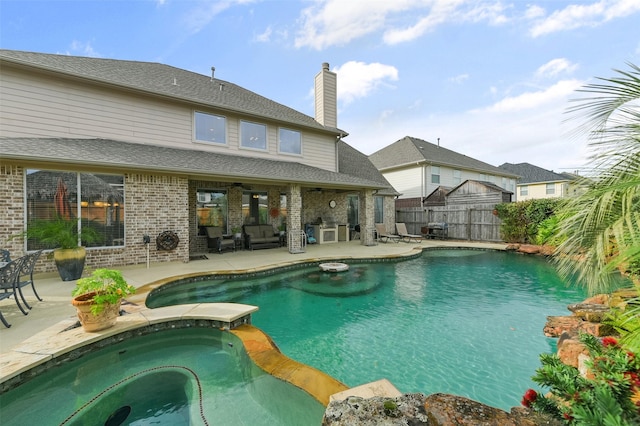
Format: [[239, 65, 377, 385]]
[[554, 63, 640, 296]]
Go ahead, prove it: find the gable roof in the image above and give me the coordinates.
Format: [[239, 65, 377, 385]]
[[0, 49, 344, 136], [0, 138, 385, 190], [498, 162, 571, 184], [337, 141, 399, 196], [369, 136, 518, 178], [448, 180, 513, 195]]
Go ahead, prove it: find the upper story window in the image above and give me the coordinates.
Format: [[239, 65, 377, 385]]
[[546, 183, 555, 195], [194, 112, 226, 144], [453, 169, 461, 185], [278, 128, 301, 155], [431, 166, 440, 184], [520, 185, 529, 196], [241, 121, 267, 150]]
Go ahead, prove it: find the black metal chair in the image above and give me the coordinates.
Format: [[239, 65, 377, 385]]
[[1, 249, 10, 263], [205, 227, 236, 254], [17, 249, 44, 309], [0, 257, 28, 328]]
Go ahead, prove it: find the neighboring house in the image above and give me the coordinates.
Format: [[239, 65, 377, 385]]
[[0, 50, 390, 273], [368, 136, 519, 204], [498, 162, 574, 201], [421, 180, 511, 241], [336, 141, 398, 236]]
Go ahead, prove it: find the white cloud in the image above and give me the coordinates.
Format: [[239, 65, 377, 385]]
[[333, 61, 399, 105], [477, 79, 582, 113], [448, 73, 469, 84], [535, 58, 579, 78], [294, 0, 509, 50], [66, 41, 102, 57], [182, 0, 256, 34], [524, 5, 545, 20], [529, 0, 640, 38], [294, 1, 397, 50], [255, 26, 272, 43]]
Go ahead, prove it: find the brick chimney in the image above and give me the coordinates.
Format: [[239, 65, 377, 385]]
[[314, 62, 337, 128]]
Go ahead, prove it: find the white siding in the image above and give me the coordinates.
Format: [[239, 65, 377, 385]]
[[383, 168, 424, 198], [516, 182, 566, 201], [383, 164, 516, 200], [0, 66, 338, 172]]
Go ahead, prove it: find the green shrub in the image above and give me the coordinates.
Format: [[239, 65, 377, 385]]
[[495, 198, 562, 243], [524, 333, 640, 425]]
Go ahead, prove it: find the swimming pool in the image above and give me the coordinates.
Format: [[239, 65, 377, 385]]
[[147, 249, 589, 410], [0, 327, 325, 425]]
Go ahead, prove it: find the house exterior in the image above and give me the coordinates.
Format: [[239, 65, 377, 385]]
[[368, 136, 519, 204], [0, 50, 392, 273], [420, 180, 510, 241], [498, 162, 574, 201]]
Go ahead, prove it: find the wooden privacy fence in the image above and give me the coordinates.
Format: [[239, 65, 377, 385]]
[[396, 205, 503, 242]]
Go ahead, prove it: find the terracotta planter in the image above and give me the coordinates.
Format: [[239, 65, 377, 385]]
[[71, 291, 121, 332], [54, 247, 87, 281]]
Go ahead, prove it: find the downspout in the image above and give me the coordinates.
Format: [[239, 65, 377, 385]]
[[335, 133, 343, 172]]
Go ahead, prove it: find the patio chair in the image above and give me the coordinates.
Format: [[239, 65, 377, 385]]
[[17, 249, 44, 308], [374, 223, 401, 243], [0, 257, 29, 327], [351, 224, 361, 240], [1, 249, 10, 263], [205, 227, 236, 254], [395, 223, 423, 243]]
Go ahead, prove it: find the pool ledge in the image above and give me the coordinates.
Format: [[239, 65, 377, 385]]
[[231, 324, 350, 406], [0, 302, 258, 387]]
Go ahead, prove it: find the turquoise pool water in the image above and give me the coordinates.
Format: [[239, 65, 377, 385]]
[[148, 249, 589, 410], [0, 328, 325, 425]]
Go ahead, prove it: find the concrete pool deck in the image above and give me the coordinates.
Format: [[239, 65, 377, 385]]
[[0, 239, 507, 402]]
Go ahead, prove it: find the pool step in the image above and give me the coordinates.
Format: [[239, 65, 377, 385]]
[[329, 378, 402, 402]]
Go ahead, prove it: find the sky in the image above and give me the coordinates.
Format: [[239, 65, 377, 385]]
[[1, 0, 639, 174]]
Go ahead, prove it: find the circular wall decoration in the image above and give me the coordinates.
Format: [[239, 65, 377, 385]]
[[156, 231, 179, 251], [329, 200, 336, 209]]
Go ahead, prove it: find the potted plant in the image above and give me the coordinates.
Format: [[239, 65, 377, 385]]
[[14, 216, 100, 281], [71, 268, 135, 332], [231, 226, 242, 239]]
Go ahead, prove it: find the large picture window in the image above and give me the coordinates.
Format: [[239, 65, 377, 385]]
[[374, 196, 384, 223], [347, 194, 359, 227], [240, 121, 267, 150], [242, 192, 268, 224], [25, 169, 125, 250], [196, 189, 228, 231], [195, 111, 226, 144], [278, 128, 301, 155]]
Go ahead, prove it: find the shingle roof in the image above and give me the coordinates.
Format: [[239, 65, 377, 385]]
[[369, 136, 519, 178], [0, 49, 344, 135], [498, 162, 571, 184], [0, 138, 386, 189], [337, 141, 398, 195]]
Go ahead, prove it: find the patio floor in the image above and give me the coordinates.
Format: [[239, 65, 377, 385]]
[[0, 239, 506, 353]]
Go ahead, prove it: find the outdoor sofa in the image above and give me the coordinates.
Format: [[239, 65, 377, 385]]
[[243, 225, 281, 250]]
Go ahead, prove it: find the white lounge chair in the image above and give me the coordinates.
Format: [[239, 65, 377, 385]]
[[395, 223, 423, 243], [375, 223, 401, 243]]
